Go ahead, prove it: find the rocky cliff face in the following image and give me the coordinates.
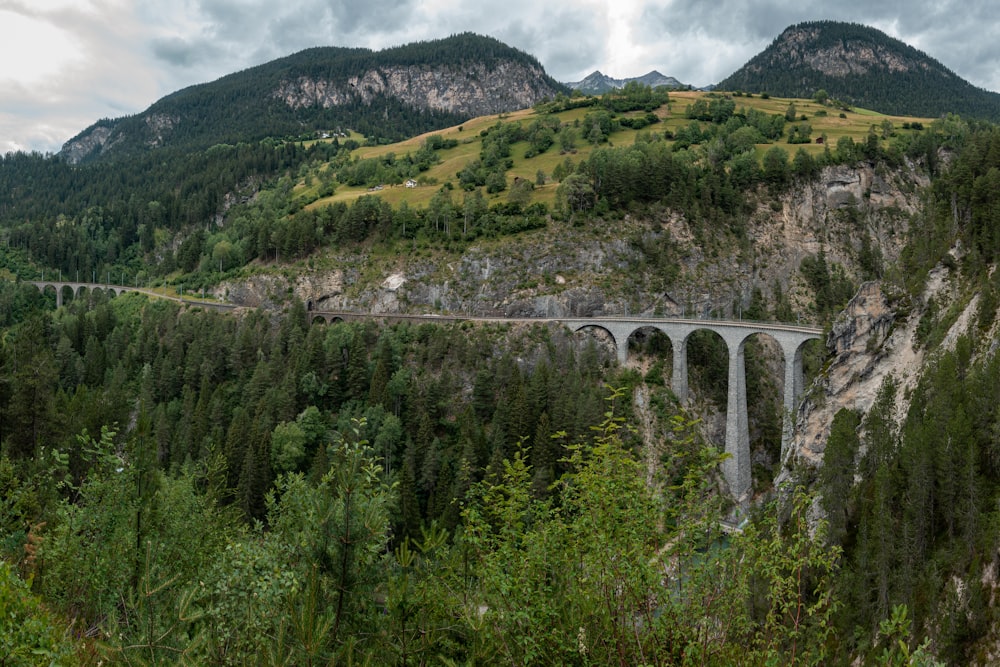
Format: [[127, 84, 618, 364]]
[[742, 161, 924, 310], [61, 112, 183, 164], [215, 161, 927, 324], [61, 125, 117, 164], [758, 25, 934, 77], [275, 61, 563, 119], [791, 281, 900, 465], [791, 253, 980, 468]]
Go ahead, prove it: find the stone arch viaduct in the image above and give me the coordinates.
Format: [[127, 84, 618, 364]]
[[27, 280, 236, 313], [26, 281, 822, 503], [29, 281, 141, 308], [561, 317, 821, 503]]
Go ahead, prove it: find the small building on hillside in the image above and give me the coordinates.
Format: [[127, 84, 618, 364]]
[[405, 179, 418, 188]]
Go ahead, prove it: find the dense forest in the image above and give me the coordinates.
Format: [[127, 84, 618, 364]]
[[6, 77, 1000, 662], [0, 278, 816, 664]]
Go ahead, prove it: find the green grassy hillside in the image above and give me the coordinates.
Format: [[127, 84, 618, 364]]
[[298, 89, 933, 211]]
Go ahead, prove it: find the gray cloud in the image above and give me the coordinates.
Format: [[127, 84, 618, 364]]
[[492, 9, 610, 80], [149, 0, 419, 72], [151, 36, 219, 68]]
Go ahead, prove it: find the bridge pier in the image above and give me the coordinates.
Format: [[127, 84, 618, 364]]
[[721, 334, 751, 502], [671, 337, 688, 402], [615, 336, 629, 365], [778, 338, 807, 464]]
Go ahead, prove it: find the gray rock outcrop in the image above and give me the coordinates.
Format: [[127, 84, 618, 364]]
[[275, 61, 560, 119]]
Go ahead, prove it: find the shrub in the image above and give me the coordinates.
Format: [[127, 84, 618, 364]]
[[0, 561, 76, 663]]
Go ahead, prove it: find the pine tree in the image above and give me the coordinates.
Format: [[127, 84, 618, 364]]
[[472, 368, 496, 421], [819, 409, 860, 546], [861, 377, 898, 477], [345, 332, 370, 403], [530, 411, 555, 498], [238, 423, 272, 521], [4, 316, 58, 459], [224, 407, 252, 491], [399, 444, 422, 539], [899, 403, 935, 580], [368, 337, 394, 408]]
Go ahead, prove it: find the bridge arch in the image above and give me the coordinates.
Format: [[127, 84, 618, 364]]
[[84, 285, 110, 303], [59, 284, 76, 307], [735, 331, 794, 491], [306, 312, 347, 325], [571, 323, 624, 362], [625, 325, 671, 358], [624, 326, 674, 386], [678, 328, 729, 406], [38, 283, 59, 306]]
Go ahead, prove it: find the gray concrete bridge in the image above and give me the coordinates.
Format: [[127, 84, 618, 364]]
[[27, 281, 822, 503]]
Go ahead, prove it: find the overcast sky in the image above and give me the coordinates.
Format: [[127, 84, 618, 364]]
[[3, 0, 1000, 155]]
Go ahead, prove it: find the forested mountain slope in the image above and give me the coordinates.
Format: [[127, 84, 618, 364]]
[[718, 21, 1000, 121], [60, 33, 566, 163]]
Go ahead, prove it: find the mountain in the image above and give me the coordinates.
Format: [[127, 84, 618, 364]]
[[60, 33, 567, 163], [565, 70, 685, 94], [717, 20, 1000, 120]]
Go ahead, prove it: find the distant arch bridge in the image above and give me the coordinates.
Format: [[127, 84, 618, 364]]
[[27, 280, 237, 313]]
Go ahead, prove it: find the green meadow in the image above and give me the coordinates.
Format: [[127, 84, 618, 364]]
[[298, 89, 934, 211]]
